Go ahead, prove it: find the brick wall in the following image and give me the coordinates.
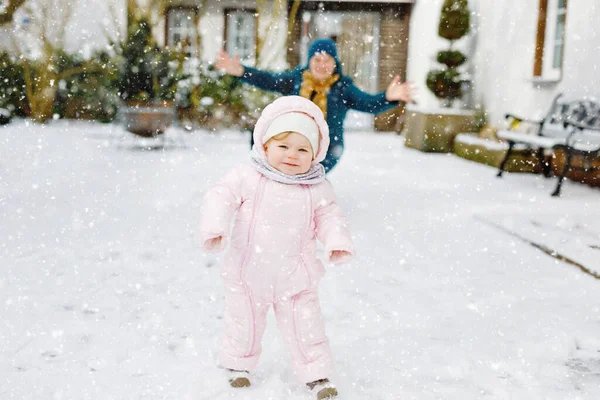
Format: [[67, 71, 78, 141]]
[[375, 5, 411, 132]]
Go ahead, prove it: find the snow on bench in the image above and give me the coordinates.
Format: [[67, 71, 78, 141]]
[[496, 131, 565, 148]]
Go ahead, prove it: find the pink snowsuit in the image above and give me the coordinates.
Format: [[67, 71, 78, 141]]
[[199, 96, 355, 383]]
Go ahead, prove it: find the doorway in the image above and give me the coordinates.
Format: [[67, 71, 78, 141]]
[[300, 11, 381, 130]]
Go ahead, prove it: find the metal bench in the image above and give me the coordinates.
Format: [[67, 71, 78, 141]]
[[496, 95, 600, 196], [496, 93, 568, 178]]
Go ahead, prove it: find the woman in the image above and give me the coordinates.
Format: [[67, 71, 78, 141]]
[[215, 38, 415, 172]]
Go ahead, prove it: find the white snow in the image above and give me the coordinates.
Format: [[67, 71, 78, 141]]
[[454, 133, 509, 150], [1, 120, 600, 400], [405, 104, 476, 116]]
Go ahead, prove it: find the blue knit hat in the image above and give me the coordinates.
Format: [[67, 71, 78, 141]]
[[307, 38, 342, 74]]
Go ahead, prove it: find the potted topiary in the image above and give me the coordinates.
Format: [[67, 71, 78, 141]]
[[403, 0, 476, 153], [426, 0, 471, 108], [117, 15, 185, 137]]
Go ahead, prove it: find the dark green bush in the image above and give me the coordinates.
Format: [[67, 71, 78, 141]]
[[117, 16, 186, 103], [426, 69, 463, 101], [427, 0, 471, 106], [437, 50, 467, 68], [0, 52, 27, 117], [54, 50, 120, 122], [177, 63, 256, 130], [438, 0, 471, 41]]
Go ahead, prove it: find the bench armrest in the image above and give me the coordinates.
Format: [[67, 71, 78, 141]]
[[504, 113, 544, 126]]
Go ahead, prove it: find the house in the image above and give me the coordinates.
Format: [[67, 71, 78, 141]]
[[0, 0, 415, 130], [408, 0, 600, 126], [139, 0, 415, 131], [5, 0, 591, 134]]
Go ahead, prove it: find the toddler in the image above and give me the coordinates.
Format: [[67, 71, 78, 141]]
[[199, 95, 354, 399]]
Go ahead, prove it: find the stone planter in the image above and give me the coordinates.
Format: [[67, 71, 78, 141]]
[[402, 105, 476, 152], [453, 133, 543, 173], [551, 146, 600, 187], [121, 102, 176, 137]]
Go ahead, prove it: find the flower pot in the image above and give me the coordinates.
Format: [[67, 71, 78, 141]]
[[402, 105, 476, 152], [453, 133, 543, 173], [121, 102, 176, 137]]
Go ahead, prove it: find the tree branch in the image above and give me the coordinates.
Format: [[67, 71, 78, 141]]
[[57, 64, 104, 80], [0, 0, 27, 26], [286, 0, 301, 51]]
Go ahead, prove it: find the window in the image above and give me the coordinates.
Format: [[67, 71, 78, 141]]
[[166, 7, 197, 58], [224, 9, 256, 65], [534, 0, 567, 81]]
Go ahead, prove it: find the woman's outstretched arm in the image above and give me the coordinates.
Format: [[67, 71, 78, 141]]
[[214, 50, 297, 94], [345, 76, 416, 114]]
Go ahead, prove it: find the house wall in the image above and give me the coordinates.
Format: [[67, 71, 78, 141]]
[[561, 2, 600, 101], [375, 4, 412, 131], [406, 0, 600, 127], [406, 0, 475, 112]]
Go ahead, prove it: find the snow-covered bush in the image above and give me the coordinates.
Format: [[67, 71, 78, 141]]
[[54, 50, 120, 122], [177, 62, 273, 131], [116, 16, 186, 105]]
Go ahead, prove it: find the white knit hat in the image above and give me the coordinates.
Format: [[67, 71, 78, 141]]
[[263, 112, 320, 156]]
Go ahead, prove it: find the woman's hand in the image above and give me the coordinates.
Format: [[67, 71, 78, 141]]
[[385, 76, 416, 103], [214, 49, 244, 77]]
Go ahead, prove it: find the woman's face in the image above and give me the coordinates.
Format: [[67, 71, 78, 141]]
[[309, 52, 336, 81]]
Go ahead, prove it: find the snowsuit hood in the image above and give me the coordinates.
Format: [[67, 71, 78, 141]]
[[252, 95, 330, 166]]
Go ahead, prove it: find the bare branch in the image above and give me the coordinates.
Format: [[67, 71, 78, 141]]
[[38, 2, 51, 50], [57, 64, 104, 80], [0, 0, 27, 26], [103, 1, 124, 46], [287, 0, 301, 50], [257, 0, 286, 68], [22, 61, 35, 112], [55, 0, 75, 49]]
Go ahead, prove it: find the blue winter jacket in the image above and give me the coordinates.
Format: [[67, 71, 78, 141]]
[[239, 65, 400, 172]]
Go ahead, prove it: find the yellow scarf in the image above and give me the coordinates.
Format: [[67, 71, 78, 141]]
[[299, 70, 339, 118]]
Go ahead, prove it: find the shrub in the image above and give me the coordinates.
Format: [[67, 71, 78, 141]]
[[0, 52, 27, 117], [116, 16, 186, 104], [177, 62, 267, 131], [426, 0, 471, 107], [54, 50, 120, 122]]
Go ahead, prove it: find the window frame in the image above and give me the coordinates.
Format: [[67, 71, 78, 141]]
[[533, 0, 567, 82], [165, 6, 199, 57], [223, 8, 257, 66]]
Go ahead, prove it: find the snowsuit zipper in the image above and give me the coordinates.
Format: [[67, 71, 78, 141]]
[[238, 176, 267, 357]]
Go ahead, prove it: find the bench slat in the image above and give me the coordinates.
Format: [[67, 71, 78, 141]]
[[496, 130, 566, 147]]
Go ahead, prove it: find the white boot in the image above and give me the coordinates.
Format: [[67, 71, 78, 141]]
[[227, 369, 250, 388], [308, 378, 338, 399]]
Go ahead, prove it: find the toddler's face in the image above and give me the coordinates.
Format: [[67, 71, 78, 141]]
[[264, 132, 313, 175]]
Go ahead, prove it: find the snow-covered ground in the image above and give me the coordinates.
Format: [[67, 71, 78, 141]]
[[1, 120, 599, 400]]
